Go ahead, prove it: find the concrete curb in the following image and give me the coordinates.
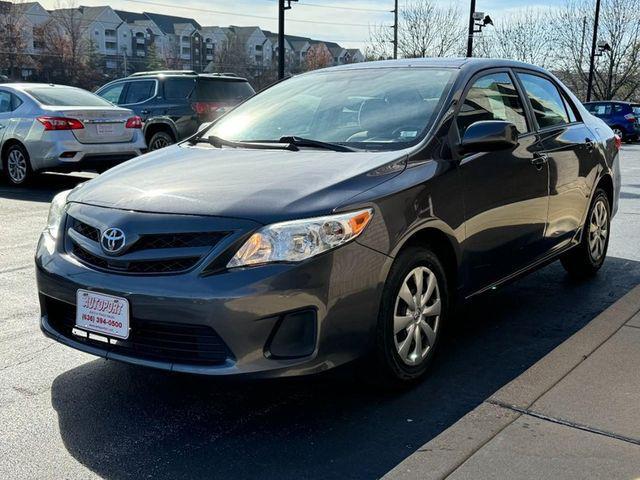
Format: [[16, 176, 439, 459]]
[[384, 284, 640, 480]]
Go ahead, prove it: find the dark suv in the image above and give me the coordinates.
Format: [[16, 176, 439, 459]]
[[95, 71, 255, 151], [584, 100, 640, 142]]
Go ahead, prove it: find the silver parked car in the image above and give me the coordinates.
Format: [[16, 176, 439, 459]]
[[0, 83, 147, 186]]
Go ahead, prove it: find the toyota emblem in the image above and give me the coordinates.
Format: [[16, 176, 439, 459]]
[[101, 227, 126, 254]]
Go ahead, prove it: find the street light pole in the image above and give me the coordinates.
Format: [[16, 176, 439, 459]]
[[466, 0, 476, 57], [278, 0, 285, 79], [393, 0, 398, 59], [278, 0, 297, 80], [586, 0, 602, 102]]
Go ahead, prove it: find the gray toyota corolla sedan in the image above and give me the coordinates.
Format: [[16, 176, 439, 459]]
[[36, 58, 620, 384]]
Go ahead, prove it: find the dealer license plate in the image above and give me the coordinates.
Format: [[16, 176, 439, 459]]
[[75, 289, 130, 339]]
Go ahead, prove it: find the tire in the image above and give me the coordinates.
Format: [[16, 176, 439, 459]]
[[611, 127, 627, 143], [2, 143, 33, 186], [560, 188, 611, 278], [147, 131, 174, 151], [372, 246, 449, 387]]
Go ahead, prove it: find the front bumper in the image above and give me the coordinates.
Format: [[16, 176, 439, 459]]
[[36, 232, 391, 377]]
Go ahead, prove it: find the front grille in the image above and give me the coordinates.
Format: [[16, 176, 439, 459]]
[[72, 245, 199, 274], [73, 220, 100, 242], [45, 296, 233, 366], [128, 232, 228, 252], [66, 215, 228, 275]]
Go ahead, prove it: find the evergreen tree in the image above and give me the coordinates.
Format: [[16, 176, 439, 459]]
[[145, 42, 165, 70]]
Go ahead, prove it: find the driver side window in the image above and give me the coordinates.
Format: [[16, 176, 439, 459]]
[[457, 72, 528, 137]]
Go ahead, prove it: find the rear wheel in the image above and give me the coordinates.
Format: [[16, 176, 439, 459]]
[[147, 131, 174, 151], [3, 144, 32, 186], [560, 189, 610, 278], [373, 246, 449, 386]]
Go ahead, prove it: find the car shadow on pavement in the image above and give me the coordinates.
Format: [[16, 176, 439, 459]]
[[0, 173, 94, 203], [49, 256, 640, 480]]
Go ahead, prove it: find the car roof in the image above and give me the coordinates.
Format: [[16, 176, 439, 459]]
[[321, 57, 548, 73], [584, 100, 632, 105], [124, 73, 248, 81], [0, 83, 85, 91]]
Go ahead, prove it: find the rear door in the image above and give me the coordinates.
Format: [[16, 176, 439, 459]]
[[119, 79, 158, 122], [457, 70, 549, 291], [515, 71, 598, 250]]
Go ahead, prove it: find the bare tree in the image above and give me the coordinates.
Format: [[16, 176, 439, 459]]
[[304, 43, 332, 71], [366, 0, 464, 59], [474, 8, 555, 68], [552, 0, 640, 101], [210, 31, 252, 78], [41, 0, 89, 84], [0, 0, 32, 79]]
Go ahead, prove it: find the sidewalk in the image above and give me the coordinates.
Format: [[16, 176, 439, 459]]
[[385, 284, 640, 480]]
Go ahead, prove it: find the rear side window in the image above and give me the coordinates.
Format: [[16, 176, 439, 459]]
[[458, 72, 528, 136], [98, 82, 125, 104], [633, 105, 640, 116], [194, 79, 255, 102], [164, 78, 196, 100], [0, 91, 12, 113], [123, 80, 155, 104], [517, 73, 569, 129], [588, 103, 612, 116], [25, 87, 112, 107]]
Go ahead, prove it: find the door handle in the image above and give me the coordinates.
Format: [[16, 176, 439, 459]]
[[140, 109, 150, 115], [531, 152, 548, 170]]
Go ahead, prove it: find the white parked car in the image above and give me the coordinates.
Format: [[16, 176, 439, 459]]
[[0, 83, 147, 186]]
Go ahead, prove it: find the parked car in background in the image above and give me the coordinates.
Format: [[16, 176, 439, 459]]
[[95, 71, 255, 151], [583, 100, 640, 142], [0, 84, 146, 186], [37, 59, 620, 386]]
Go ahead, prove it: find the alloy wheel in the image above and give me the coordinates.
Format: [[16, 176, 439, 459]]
[[150, 136, 170, 151], [393, 266, 441, 366], [588, 199, 608, 261], [613, 128, 623, 138], [7, 149, 27, 184]]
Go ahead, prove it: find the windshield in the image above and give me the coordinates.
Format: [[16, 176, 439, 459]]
[[25, 87, 114, 107], [205, 67, 455, 150]]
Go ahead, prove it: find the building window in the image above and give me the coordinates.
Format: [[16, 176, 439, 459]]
[[106, 41, 117, 50], [181, 47, 191, 55], [181, 36, 190, 43], [105, 29, 116, 37], [255, 44, 262, 52]]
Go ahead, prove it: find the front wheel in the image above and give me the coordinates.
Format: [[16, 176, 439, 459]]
[[560, 189, 611, 278], [373, 246, 449, 386]]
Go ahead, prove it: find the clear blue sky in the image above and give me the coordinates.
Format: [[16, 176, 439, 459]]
[[39, 0, 569, 49]]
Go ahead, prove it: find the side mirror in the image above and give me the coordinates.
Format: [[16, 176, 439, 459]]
[[460, 120, 518, 154]]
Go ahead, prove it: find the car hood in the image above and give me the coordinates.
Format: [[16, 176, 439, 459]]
[[69, 144, 407, 224]]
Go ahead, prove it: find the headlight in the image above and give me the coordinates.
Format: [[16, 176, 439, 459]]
[[227, 208, 373, 268], [45, 190, 71, 240]]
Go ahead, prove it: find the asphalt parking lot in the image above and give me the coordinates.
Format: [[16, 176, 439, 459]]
[[1, 148, 639, 480]]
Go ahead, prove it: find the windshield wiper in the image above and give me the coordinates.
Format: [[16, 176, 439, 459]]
[[190, 135, 298, 151], [278, 136, 356, 152]]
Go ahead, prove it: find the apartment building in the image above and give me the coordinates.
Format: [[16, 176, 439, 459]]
[[0, 1, 364, 80]]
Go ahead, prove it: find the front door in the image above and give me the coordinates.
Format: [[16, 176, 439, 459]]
[[456, 71, 550, 292]]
